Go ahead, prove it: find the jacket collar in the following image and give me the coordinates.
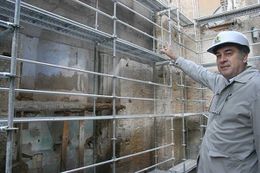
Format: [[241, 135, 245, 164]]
[[216, 67, 258, 94], [232, 66, 258, 84]]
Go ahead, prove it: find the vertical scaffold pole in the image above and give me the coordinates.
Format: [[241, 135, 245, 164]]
[[167, 7, 175, 167], [176, 0, 187, 172], [5, 0, 21, 173], [93, 1, 100, 172], [112, 1, 117, 173]]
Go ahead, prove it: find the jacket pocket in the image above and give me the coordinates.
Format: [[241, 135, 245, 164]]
[[208, 150, 242, 171], [208, 150, 229, 158], [209, 91, 231, 115]]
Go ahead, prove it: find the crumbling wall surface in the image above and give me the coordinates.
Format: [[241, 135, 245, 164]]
[[245, 14, 260, 68]]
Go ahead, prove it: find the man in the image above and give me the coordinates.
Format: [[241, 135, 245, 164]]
[[161, 31, 260, 173]]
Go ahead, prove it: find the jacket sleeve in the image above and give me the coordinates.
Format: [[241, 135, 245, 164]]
[[252, 90, 260, 170], [174, 57, 220, 91]]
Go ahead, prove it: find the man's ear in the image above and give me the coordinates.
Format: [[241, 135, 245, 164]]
[[243, 54, 248, 63]]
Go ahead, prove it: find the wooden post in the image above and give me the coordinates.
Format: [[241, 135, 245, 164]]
[[78, 120, 85, 173], [61, 121, 69, 171]]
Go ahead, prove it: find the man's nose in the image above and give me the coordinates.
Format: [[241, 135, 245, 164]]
[[219, 55, 227, 63]]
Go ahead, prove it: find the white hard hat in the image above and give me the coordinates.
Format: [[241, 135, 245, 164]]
[[207, 31, 250, 54]]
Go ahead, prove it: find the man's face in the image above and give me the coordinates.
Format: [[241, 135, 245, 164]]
[[215, 45, 248, 79]]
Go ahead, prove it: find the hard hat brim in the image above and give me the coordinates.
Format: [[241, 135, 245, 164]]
[[207, 42, 250, 54], [207, 42, 233, 54]]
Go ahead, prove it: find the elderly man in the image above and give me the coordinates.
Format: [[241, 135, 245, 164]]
[[161, 31, 260, 173]]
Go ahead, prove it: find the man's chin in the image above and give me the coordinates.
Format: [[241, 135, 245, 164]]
[[220, 72, 232, 79]]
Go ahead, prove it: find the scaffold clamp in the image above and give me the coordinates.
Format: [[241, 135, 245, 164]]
[[0, 72, 16, 78], [155, 60, 171, 66], [0, 126, 18, 132], [8, 22, 21, 29]]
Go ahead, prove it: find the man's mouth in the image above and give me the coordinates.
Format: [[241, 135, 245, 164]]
[[220, 65, 229, 70]]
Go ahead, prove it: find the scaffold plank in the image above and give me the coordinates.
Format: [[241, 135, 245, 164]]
[[169, 9, 194, 27], [0, 0, 167, 63], [170, 159, 197, 173], [135, 0, 168, 11]]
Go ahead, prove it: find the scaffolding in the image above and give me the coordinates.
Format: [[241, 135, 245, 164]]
[[0, 0, 201, 172], [1, 0, 260, 173]]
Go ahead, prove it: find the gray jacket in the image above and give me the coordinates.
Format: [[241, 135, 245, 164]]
[[175, 57, 260, 173]]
